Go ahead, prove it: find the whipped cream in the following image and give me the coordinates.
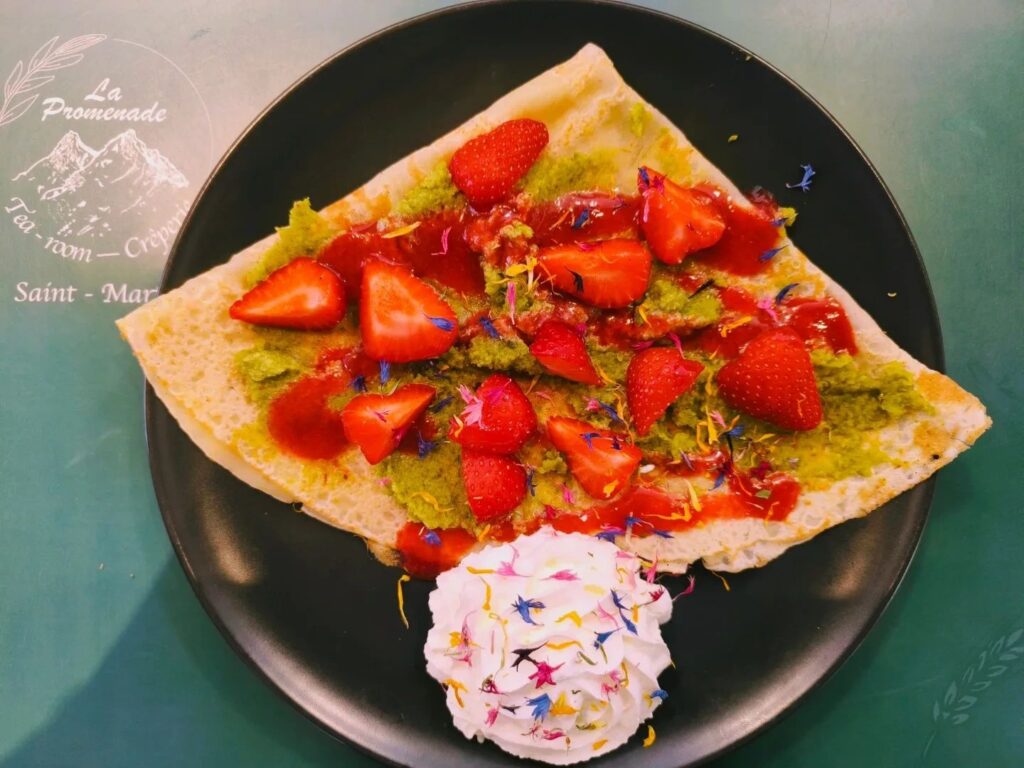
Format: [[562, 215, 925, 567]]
[[425, 528, 672, 764]]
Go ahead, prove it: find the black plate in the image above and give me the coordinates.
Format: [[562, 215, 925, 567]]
[[147, 2, 941, 766]]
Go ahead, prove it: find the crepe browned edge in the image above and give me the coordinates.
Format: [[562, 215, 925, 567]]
[[117, 44, 990, 576]]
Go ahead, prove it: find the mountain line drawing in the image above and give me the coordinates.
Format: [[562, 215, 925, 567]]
[[12, 129, 188, 240]]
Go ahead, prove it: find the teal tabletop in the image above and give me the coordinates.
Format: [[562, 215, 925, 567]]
[[1, 1, 1020, 766]]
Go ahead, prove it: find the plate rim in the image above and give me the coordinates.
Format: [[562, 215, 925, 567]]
[[145, 1, 943, 765]]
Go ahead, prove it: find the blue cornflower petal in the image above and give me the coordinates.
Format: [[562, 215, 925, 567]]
[[421, 528, 441, 547], [512, 595, 545, 625], [569, 269, 585, 293], [527, 693, 552, 720], [775, 282, 798, 305], [426, 314, 455, 332], [428, 395, 454, 413], [479, 317, 499, 339], [785, 163, 816, 192]]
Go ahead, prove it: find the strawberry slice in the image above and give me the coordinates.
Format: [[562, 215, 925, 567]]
[[536, 239, 652, 308], [229, 258, 345, 330], [626, 347, 705, 436], [448, 118, 549, 208], [528, 320, 601, 385], [716, 328, 822, 431], [340, 383, 436, 464], [449, 374, 536, 453], [360, 261, 458, 362], [395, 522, 477, 579], [638, 167, 727, 264], [546, 416, 642, 500], [461, 448, 527, 521]]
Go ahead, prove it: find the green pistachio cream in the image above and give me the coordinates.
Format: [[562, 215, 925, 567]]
[[232, 155, 930, 531]]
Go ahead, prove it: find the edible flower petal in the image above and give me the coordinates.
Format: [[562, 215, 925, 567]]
[[572, 209, 591, 229], [569, 269, 585, 293], [426, 314, 455, 332], [785, 163, 816, 192], [672, 574, 696, 600], [512, 595, 545, 625], [593, 627, 621, 649], [511, 643, 545, 670], [507, 282, 517, 324], [479, 316, 499, 338], [528, 661, 564, 688], [561, 483, 576, 506], [643, 725, 656, 748], [435, 225, 451, 256], [756, 296, 778, 323], [690, 279, 715, 297], [527, 693, 553, 721], [586, 398, 623, 423], [396, 574, 411, 629], [775, 282, 798, 305], [526, 467, 537, 496], [421, 527, 442, 546], [458, 383, 485, 426], [497, 546, 524, 577], [759, 245, 786, 262], [381, 221, 421, 239], [417, 432, 437, 459], [712, 469, 727, 490], [429, 395, 453, 413]]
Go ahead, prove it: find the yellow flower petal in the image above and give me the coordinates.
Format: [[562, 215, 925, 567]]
[[381, 221, 421, 239], [556, 611, 583, 627], [643, 725, 656, 748], [396, 574, 411, 629]]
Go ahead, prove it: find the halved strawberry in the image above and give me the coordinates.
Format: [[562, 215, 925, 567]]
[[528, 320, 601, 384], [546, 416, 642, 500], [716, 328, 822, 431], [638, 167, 727, 264], [395, 521, 477, 579], [360, 261, 458, 362], [229, 258, 345, 330], [536, 239, 652, 308], [626, 347, 705, 436], [340, 383, 436, 464], [449, 374, 536, 453], [461, 448, 527, 521], [448, 118, 549, 208]]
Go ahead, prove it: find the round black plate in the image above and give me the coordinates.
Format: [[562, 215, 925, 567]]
[[147, 2, 941, 766]]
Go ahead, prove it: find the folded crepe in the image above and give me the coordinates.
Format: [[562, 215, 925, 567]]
[[118, 44, 989, 574]]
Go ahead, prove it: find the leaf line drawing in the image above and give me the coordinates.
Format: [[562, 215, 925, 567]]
[[922, 627, 1023, 759], [0, 34, 106, 127]]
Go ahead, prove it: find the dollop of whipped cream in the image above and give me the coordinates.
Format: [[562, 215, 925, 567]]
[[425, 528, 672, 764]]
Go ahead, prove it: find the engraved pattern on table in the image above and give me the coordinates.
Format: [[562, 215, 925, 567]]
[[0, 35, 106, 127], [923, 626, 1024, 758]]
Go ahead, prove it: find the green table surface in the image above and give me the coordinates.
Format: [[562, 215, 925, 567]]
[[1, 1, 1020, 766]]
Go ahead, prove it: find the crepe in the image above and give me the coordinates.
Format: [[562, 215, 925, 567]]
[[118, 44, 989, 574]]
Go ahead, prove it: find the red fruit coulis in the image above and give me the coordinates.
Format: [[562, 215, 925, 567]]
[[691, 188, 781, 276], [253, 184, 863, 573], [267, 375, 350, 461]]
